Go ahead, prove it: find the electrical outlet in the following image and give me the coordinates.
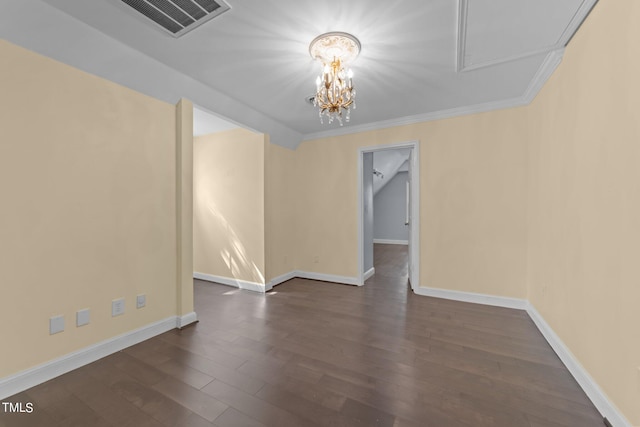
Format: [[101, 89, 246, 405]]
[[136, 294, 146, 309], [49, 315, 64, 335], [313, 256, 319, 263], [111, 298, 125, 317], [76, 308, 90, 327]]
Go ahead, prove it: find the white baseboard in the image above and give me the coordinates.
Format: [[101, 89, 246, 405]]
[[413, 286, 528, 310], [295, 270, 359, 286], [0, 316, 178, 400], [267, 271, 297, 290], [411, 286, 630, 427], [373, 239, 409, 245], [194, 272, 266, 293], [195, 271, 359, 291], [177, 312, 198, 328], [363, 267, 375, 281], [526, 305, 631, 427]]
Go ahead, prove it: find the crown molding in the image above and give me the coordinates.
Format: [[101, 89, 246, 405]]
[[456, 0, 596, 72], [302, 97, 524, 141], [522, 48, 564, 103], [302, 48, 564, 142]]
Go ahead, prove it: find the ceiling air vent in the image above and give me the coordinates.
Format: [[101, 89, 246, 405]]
[[119, 0, 230, 37]]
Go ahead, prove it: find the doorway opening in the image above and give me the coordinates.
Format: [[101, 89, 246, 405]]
[[357, 141, 420, 290]]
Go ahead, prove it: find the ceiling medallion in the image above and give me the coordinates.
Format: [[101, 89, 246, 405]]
[[309, 32, 361, 125]]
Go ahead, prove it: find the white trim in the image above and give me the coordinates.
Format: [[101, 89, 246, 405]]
[[373, 239, 409, 245], [266, 271, 297, 290], [455, 0, 469, 72], [456, 0, 595, 72], [2, 281, 627, 427], [303, 98, 527, 141], [413, 286, 528, 310], [526, 305, 631, 427], [176, 311, 198, 328], [195, 270, 359, 289], [408, 143, 420, 291], [558, 0, 599, 43], [302, 47, 567, 143], [295, 271, 359, 286], [0, 316, 178, 400], [408, 286, 631, 426], [358, 141, 420, 290], [193, 272, 266, 293], [357, 149, 365, 286], [363, 267, 375, 281], [521, 49, 564, 103], [462, 46, 560, 73]]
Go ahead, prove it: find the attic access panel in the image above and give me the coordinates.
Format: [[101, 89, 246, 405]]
[[119, 0, 230, 37]]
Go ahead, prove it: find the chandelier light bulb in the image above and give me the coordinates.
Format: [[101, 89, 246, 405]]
[[309, 32, 360, 126]]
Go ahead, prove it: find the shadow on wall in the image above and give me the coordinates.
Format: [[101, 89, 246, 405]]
[[192, 127, 265, 287], [200, 198, 265, 285]]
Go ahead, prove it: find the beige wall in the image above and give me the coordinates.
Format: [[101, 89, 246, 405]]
[[290, 137, 361, 277], [297, 112, 529, 298], [525, 0, 640, 423], [0, 40, 186, 377], [265, 139, 297, 281], [293, 1, 640, 422], [3, 0, 638, 420], [193, 128, 266, 284], [176, 99, 194, 316]]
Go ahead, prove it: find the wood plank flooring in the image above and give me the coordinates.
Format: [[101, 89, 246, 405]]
[[0, 244, 604, 426]]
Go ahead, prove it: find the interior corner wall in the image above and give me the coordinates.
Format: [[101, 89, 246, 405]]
[[296, 110, 529, 296], [193, 128, 266, 285], [289, 137, 361, 278], [0, 40, 178, 377], [524, 0, 640, 423], [264, 139, 297, 282]]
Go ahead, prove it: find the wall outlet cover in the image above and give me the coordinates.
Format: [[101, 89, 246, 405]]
[[76, 308, 90, 327], [112, 298, 125, 317], [49, 315, 64, 335], [136, 294, 146, 309]]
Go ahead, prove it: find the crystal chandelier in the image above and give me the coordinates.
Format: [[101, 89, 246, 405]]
[[309, 32, 361, 125]]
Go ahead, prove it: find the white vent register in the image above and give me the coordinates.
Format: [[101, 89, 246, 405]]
[[118, 0, 230, 37]]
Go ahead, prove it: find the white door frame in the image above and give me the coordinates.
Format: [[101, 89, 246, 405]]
[[357, 140, 420, 289]]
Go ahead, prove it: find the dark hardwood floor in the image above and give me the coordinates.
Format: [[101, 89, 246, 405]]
[[0, 244, 604, 427]]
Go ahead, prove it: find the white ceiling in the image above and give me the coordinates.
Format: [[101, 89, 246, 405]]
[[373, 149, 411, 196], [0, 0, 597, 148], [193, 106, 238, 136]]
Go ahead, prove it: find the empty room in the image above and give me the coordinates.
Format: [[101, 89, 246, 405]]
[[1, 0, 638, 426]]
